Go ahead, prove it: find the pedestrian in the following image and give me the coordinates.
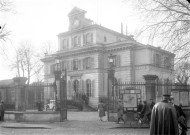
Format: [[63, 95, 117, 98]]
[[149, 99, 155, 110], [137, 100, 143, 113], [0, 101, 5, 121], [98, 100, 106, 121], [116, 99, 124, 124], [140, 100, 151, 121], [170, 96, 187, 135], [150, 93, 179, 135]]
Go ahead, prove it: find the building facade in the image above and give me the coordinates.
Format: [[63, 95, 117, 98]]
[[42, 7, 175, 107]]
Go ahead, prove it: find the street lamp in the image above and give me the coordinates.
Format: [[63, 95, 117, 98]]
[[53, 57, 67, 121], [107, 54, 115, 121], [54, 59, 62, 111]]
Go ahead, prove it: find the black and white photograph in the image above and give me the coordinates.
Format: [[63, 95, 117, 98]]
[[0, 0, 190, 134]]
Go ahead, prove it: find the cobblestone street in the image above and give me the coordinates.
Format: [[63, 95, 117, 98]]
[[0, 111, 189, 135]]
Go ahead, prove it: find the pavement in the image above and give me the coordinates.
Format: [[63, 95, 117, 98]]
[[0, 111, 188, 135]]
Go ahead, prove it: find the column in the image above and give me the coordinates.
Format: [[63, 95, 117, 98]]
[[13, 77, 27, 111]]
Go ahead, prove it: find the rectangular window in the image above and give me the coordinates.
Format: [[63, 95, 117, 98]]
[[154, 53, 161, 67], [73, 59, 79, 70], [83, 57, 94, 69], [74, 36, 77, 47], [83, 57, 90, 69], [164, 57, 170, 69], [61, 39, 67, 49]]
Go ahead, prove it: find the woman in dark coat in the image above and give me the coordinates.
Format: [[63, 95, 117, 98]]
[[98, 100, 106, 121], [150, 94, 179, 135]]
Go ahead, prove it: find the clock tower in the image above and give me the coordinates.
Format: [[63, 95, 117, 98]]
[[68, 7, 93, 30]]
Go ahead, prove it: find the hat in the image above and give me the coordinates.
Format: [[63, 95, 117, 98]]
[[163, 94, 171, 97], [162, 90, 171, 97]]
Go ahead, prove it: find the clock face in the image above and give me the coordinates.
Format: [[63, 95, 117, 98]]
[[74, 20, 79, 27]]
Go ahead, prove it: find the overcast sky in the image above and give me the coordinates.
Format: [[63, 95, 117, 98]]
[[0, 0, 145, 80]]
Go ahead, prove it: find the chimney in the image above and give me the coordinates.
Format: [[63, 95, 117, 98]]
[[121, 23, 123, 34]]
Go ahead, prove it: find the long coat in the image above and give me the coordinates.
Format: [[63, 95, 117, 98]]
[[98, 103, 105, 117], [117, 102, 123, 118], [150, 100, 179, 135]]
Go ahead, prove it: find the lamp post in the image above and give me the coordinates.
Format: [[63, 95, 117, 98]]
[[107, 54, 115, 121], [53, 57, 67, 121], [54, 59, 61, 111]]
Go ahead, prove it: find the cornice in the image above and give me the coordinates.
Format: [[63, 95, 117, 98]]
[[57, 24, 133, 40], [136, 45, 175, 56]]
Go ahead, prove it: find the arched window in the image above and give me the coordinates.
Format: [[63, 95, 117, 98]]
[[86, 79, 91, 97]]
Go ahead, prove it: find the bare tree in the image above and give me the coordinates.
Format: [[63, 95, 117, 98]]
[[175, 59, 190, 84], [125, 0, 190, 62], [11, 41, 44, 85], [0, 0, 13, 41]]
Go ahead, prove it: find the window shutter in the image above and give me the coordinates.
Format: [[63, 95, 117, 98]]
[[92, 79, 95, 97], [90, 57, 95, 68], [71, 37, 74, 47], [78, 36, 81, 45], [67, 38, 69, 48], [83, 34, 86, 45], [78, 60, 81, 70], [91, 33, 93, 43], [82, 58, 86, 69]]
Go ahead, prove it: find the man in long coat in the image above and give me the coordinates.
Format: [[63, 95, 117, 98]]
[[98, 100, 106, 121], [150, 94, 179, 135], [117, 99, 124, 124], [0, 101, 5, 121]]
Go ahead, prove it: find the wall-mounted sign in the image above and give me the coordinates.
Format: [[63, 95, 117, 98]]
[[123, 93, 137, 108]]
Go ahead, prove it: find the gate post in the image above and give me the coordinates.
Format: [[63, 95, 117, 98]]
[[13, 77, 27, 111], [143, 75, 158, 102], [107, 54, 115, 121], [60, 70, 67, 122]]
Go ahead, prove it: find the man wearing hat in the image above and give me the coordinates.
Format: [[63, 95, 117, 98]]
[[170, 96, 187, 135], [0, 100, 5, 121], [150, 92, 179, 135], [116, 99, 124, 124]]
